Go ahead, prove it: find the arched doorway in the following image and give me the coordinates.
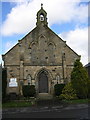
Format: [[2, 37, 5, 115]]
[[38, 71, 48, 93]]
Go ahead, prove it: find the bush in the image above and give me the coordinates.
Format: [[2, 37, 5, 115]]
[[22, 85, 36, 97], [60, 82, 77, 100], [54, 84, 65, 96]]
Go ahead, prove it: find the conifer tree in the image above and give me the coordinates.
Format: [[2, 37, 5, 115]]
[[71, 59, 88, 99]]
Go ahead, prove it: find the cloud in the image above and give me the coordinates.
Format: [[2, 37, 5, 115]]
[[3, 41, 17, 53], [1, 0, 29, 2], [0, 55, 2, 64], [88, 27, 90, 63], [1, 0, 89, 2], [1, 0, 88, 36], [60, 27, 88, 65]]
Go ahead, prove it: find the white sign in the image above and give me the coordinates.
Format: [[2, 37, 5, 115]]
[[9, 78, 18, 87]]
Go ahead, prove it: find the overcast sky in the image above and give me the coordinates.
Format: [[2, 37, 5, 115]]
[[1, 0, 89, 66]]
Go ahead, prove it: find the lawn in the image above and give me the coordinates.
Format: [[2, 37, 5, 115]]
[[2, 100, 35, 108], [62, 99, 89, 104], [2, 99, 90, 108]]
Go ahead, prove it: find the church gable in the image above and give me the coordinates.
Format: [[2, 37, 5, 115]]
[[3, 16, 79, 66]]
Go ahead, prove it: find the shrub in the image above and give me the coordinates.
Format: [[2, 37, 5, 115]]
[[60, 82, 77, 100], [22, 85, 36, 97], [54, 84, 65, 96]]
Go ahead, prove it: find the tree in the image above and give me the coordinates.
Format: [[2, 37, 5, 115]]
[[71, 59, 88, 99], [60, 82, 77, 100]]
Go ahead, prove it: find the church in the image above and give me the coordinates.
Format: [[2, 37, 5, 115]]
[[2, 4, 80, 98]]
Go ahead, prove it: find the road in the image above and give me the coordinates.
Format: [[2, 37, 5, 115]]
[[2, 104, 90, 119]]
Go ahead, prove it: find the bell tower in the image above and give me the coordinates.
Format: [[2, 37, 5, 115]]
[[36, 4, 48, 26]]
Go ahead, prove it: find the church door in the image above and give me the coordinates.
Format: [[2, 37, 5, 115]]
[[38, 71, 48, 93]]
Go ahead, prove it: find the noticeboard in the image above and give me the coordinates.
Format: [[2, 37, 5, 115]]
[[9, 78, 18, 87]]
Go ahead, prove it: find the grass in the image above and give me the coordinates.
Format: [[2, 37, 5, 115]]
[[2, 101, 35, 108], [62, 99, 89, 104]]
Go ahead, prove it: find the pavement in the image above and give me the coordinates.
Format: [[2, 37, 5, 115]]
[[2, 104, 89, 113], [2, 103, 90, 119]]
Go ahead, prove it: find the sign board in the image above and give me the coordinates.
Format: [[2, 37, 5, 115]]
[[9, 78, 18, 87]]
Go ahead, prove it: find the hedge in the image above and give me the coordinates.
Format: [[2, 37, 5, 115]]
[[22, 85, 36, 97]]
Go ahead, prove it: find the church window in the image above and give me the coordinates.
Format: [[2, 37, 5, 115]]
[[48, 43, 55, 63], [31, 43, 37, 63], [27, 74, 32, 85], [56, 75, 60, 84]]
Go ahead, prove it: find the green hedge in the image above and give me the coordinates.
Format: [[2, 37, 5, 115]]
[[54, 84, 65, 96], [22, 85, 36, 97]]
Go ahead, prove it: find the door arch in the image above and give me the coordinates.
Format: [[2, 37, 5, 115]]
[[38, 71, 48, 93]]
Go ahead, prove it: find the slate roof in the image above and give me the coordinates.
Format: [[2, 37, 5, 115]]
[[85, 62, 90, 67]]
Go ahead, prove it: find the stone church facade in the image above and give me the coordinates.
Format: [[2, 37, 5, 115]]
[[2, 5, 80, 98]]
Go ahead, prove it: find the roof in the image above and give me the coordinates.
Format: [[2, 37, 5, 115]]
[[85, 63, 90, 67]]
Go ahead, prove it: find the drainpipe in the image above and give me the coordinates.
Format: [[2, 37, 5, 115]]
[[62, 52, 66, 83], [62, 55, 64, 81]]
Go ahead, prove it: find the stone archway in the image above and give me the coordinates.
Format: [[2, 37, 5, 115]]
[[38, 71, 48, 93]]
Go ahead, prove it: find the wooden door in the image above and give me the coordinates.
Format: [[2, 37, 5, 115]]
[[39, 71, 48, 93]]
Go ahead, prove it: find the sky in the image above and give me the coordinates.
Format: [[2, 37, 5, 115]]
[[0, 0, 90, 66]]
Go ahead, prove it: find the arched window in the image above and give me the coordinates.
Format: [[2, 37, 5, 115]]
[[39, 35, 48, 63], [40, 14, 44, 21], [56, 75, 60, 84], [31, 43, 37, 63], [48, 42, 55, 64], [27, 74, 32, 85]]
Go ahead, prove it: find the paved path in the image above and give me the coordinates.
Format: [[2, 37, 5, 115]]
[[2, 104, 90, 119]]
